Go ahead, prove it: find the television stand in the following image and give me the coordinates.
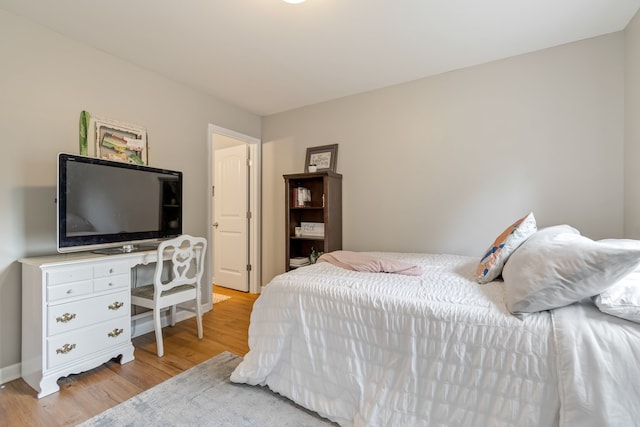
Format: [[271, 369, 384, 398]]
[[19, 248, 172, 398]]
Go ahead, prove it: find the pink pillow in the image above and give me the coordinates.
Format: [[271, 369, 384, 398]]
[[476, 212, 536, 284]]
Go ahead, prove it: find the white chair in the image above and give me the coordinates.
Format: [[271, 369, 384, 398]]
[[131, 235, 207, 357]]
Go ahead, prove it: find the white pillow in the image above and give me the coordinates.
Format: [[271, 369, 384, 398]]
[[598, 238, 640, 253], [476, 212, 537, 284], [502, 225, 640, 314], [592, 239, 640, 323], [593, 271, 640, 323]]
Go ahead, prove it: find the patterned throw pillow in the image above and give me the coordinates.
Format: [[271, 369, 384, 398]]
[[476, 212, 537, 284]]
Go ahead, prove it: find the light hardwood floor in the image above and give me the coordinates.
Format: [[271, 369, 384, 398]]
[[0, 286, 259, 427]]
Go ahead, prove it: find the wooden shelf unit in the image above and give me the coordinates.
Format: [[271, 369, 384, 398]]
[[284, 172, 342, 271]]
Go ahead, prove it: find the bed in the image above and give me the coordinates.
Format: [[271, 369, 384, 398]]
[[231, 221, 640, 427]]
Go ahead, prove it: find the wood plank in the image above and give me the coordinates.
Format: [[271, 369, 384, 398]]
[[0, 287, 258, 427]]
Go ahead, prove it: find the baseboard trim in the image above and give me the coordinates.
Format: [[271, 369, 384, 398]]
[[0, 362, 21, 385]]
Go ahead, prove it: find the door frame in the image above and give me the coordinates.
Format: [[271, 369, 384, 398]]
[[207, 124, 261, 296]]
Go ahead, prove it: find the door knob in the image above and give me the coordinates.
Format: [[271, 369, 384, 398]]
[[213, 222, 219, 228]]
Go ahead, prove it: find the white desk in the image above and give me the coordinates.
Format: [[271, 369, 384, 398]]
[[20, 249, 165, 398]]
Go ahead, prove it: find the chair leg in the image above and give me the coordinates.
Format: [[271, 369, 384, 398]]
[[153, 307, 164, 357], [170, 305, 177, 327], [195, 300, 203, 339]]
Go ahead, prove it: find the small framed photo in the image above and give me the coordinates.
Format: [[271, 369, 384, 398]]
[[90, 116, 148, 165], [305, 144, 338, 173]]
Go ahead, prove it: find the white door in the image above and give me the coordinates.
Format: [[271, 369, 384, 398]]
[[213, 144, 249, 291]]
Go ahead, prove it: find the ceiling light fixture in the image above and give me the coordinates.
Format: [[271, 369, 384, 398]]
[[283, 0, 305, 4]]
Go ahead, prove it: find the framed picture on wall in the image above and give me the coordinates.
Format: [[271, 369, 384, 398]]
[[90, 116, 148, 165], [305, 144, 338, 173]]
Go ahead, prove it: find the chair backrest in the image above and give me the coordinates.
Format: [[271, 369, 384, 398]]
[[153, 235, 207, 297]]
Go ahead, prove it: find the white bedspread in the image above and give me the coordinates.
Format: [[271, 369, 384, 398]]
[[231, 253, 559, 426], [551, 299, 640, 427]]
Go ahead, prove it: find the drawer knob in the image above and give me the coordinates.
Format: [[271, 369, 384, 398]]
[[56, 313, 77, 323], [56, 343, 76, 354], [108, 301, 125, 310], [108, 328, 124, 338]]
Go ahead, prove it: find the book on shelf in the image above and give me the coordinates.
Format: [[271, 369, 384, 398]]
[[300, 222, 324, 237], [292, 187, 310, 207], [289, 256, 310, 267]]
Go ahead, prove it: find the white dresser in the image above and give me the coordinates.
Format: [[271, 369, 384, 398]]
[[20, 252, 146, 398]]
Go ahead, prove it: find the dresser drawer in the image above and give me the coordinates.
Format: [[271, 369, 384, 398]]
[[47, 280, 93, 302], [47, 290, 130, 336], [94, 274, 129, 292], [94, 263, 130, 278], [46, 267, 93, 287], [47, 317, 131, 369]]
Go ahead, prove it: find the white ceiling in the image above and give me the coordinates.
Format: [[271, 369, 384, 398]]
[[1, 0, 639, 116]]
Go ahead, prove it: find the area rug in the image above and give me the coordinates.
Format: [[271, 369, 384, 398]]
[[78, 352, 336, 427], [212, 292, 231, 304]]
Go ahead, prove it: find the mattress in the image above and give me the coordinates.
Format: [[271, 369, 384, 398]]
[[231, 253, 559, 426]]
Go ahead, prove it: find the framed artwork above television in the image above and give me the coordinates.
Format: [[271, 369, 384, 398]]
[[86, 114, 148, 165]]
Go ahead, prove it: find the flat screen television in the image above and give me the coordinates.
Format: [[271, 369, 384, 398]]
[[57, 153, 183, 253]]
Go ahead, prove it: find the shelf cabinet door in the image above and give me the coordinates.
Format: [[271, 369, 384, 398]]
[[284, 172, 342, 271]]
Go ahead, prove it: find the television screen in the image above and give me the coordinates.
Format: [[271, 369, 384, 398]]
[[57, 153, 183, 253]]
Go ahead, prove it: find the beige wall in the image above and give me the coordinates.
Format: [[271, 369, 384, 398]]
[[625, 11, 640, 237], [262, 33, 625, 284], [0, 10, 260, 377]]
